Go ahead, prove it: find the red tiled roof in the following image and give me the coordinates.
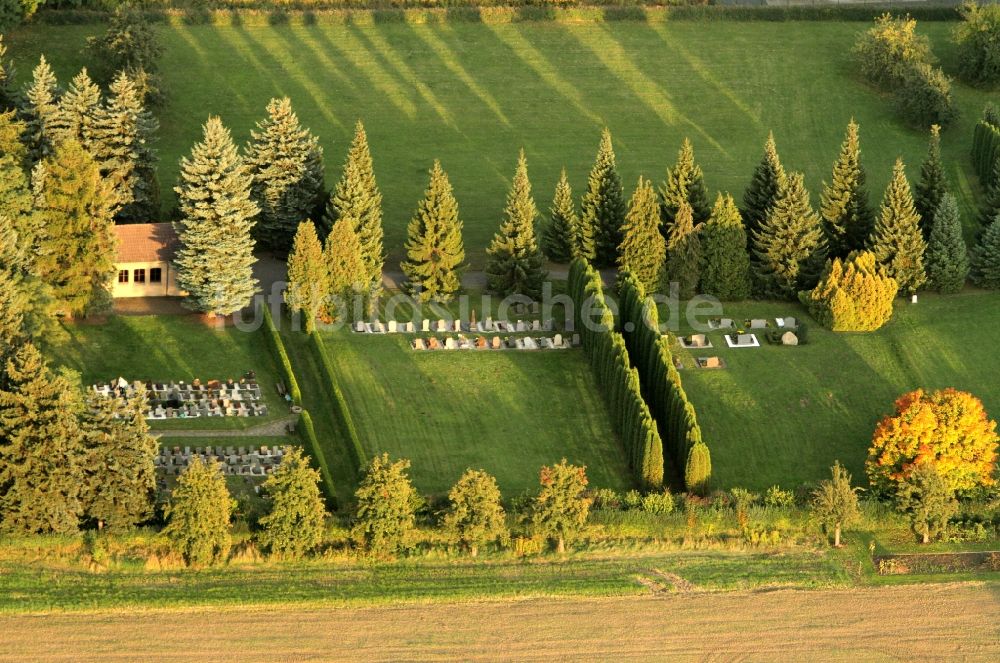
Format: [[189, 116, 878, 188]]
[[114, 223, 179, 263]]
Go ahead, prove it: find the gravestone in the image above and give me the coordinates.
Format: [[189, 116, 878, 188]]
[[422, 319, 430, 332], [720, 318, 734, 329], [436, 319, 447, 332], [523, 336, 539, 350], [543, 319, 553, 331], [516, 320, 527, 332], [485, 317, 494, 331], [737, 334, 755, 346], [445, 337, 458, 350], [539, 337, 553, 349], [531, 301, 540, 314], [532, 320, 541, 331], [702, 356, 721, 368], [453, 319, 462, 332], [554, 333, 563, 347], [353, 321, 365, 333], [572, 333, 581, 346], [475, 336, 487, 349], [412, 338, 427, 350], [428, 337, 441, 350], [491, 336, 502, 349], [781, 331, 799, 346], [784, 317, 797, 329], [387, 320, 398, 333], [750, 319, 767, 329], [690, 333, 707, 347], [374, 321, 386, 333], [405, 321, 415, 333]]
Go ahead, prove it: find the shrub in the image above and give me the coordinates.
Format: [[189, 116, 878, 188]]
[[954, 1, 1000, 86], [854, 13, 934, 89], [590, 488, 621, 511], [622, 489, 643, 510], [641, 490, 675, 516], [895, 62, 957, 129], [802, 251, 898, 332], [764, 485, 795, 508]]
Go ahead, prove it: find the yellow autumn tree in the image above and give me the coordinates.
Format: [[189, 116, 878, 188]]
[[867, 388, 999, 495], [802, 251, 898, 332]]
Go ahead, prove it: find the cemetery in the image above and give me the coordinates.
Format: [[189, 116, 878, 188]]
[[92, 375, 270, 419], [352, 316, 555, 335], [409, 333, 572, 351], [155, 444, 287, 476]]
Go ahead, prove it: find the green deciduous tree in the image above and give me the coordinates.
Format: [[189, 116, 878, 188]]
[[542, 168, 578, 264], [531, 459, 591, 554], [245, 97, 324, 254], [285, 220, 328, 333], [580, 128, 626, 267], [486, 149, 546, 298], [802, 251, 898, 332], [443, 468, 508, 557], [924, 194, 969, 294], [895, 463, 958, 544], [820, 120, 876, 257], [401, 160, 465, 303], [162, 456, 234, 567], [854, 13, 935, 88], [811, 461, 861, 547], [895, 62, 957, 129], [971, 214, 1000, 289], [617, 176, 665, 294], [21, 55, 60, 162], [174, 116, 259, 315], [664, 200, 701, 299], [85, 6, 164, 104], [869, 158, 927, 295], [257, 447, 328, 558], [351, 453, 416, 555], [660, 138, 711, 233], [700, 192, 752, 301], [741, 131, 786, 243], [324, 215, 367, 321], [914, 124, 948, 238], [953, 1, 1000, 85]]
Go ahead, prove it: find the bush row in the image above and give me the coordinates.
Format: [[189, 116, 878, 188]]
[[972, 110, 1000, 187], [262, 304, 302, 405], [568, 259, 664, 489], [617, 271, 711, 494], [297, 409, 339, 509], [308, 330, 367, 472]]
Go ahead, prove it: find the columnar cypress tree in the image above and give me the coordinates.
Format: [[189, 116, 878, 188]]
[[80, 389, 157, 532], [685, 442, 712, 497], [50, 69, 102, 152], [617, 176, 665, 294], [820, 120, 875, 258], [257, 447, 328, 559], [486, 149, 546, 298], [324, 215, 367, 319], [285, 220, 328, 333], [580, 128, 626, 266], [665, 200, 701, 299], [924, 194, 969, 294], [0, 36, 20, 112], [0, 344, 85, 534], [162, 457, 234, 567], [741, 131, 786, 241], [914, 124, 948, 238], [245, 97, 324, 253], [753, 173, 827, 299], [92, 72, 159, 222], [660, 137, 711, 232], [869, 158, 927, 295], [971, 215, 1000, 289], [400, 160, 465, 303], [174, 116, 260, 315], [978, 155, 1000, 231], [21, 56, 60, 162], [325, 120, 383, 310], [33, 139, 117, 317], [700, 193, 752, 301], [542, 168, 578, 263]]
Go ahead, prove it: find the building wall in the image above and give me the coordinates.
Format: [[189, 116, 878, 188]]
[[112, 261, 182, 298]]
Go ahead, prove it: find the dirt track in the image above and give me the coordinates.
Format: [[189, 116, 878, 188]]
[[3, 582, 999, 662]]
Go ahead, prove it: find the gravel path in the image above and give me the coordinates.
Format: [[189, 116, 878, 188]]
[[152, 414, 297, 438]]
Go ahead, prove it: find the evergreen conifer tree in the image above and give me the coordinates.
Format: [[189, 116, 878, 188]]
[[324, 215, 367, 320], [869, 158, 927, 295], [400, 160, 465, 303], [542, 168, 578, 263], [752, 173, 827, 299], [914, 124, 948, 238], [700, 193, 752, 301], [485, 149, 546, 298], [685, 442, 712, 497], [617, 176, 665, 294], [21, 56, 60, 162], [580, 128, 626, 266], [325, 121, 383, 312], [174, 116, 259, 315], [664, 200, 701, 299], [257, 447, 328, 558], [285, 220, 328, 333], [245, 97, 324, 253], [33, 139, 117, 317], [0, 36, 20, 112], [924, 194, 969, 294], [660, 138, 711, 232], [0, 344, 85, 534], [741, 132, 786, 241], [162, 457, 234, 567], [50, 69, 101, 152], [971, 214, 1000, 289], [820, 120, 875, 258], [0, 109, 27, 166]]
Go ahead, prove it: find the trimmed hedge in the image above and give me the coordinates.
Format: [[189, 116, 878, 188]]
[[309, 331, 367, 472], [972, 111, 1000, 187], [298, 409, 339, 510], [262, 304, 302, 405]]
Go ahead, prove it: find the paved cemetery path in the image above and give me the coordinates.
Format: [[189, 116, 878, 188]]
[[152, 415, 297, 438], [4, 582, 998, 661]]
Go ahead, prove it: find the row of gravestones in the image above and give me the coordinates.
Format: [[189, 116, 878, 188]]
[[354, 318, 554, 334], [708, 316, 797, 331], [412, 333, 580, 351]]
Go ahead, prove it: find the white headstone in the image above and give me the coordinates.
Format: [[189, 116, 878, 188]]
[[554, 333, 563, 347], [516, 320, 527, 332], [436, 319, 447, 332], [405, 321, 415, 333], [781, 331, 798, 346], [375, 321, 386, 334], [453, 319, 462, 332], [445, 337, 458, 350], [354, 321, 365, 333], [523, 336, 539, 350], [387, 320, 398, 333], [532, 319, 541, 331], [485, 317, 494, 331], [422, 319, 430, 332]]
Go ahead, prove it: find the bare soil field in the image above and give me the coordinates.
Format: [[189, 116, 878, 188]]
[[3, 582, 998, 662]]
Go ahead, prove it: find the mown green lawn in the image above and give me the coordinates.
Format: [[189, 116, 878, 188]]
[[6, 19, 993, 266], [320, 329, 631, 495], [669, 291, 1000, 491]]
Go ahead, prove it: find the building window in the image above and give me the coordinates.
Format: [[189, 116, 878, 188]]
[[134, 269, 146, 284], [150, 267, 162, 283], [118, 270, 129, 283]]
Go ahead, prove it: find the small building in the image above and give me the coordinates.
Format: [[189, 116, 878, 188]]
[[113, 223, 183, 298]]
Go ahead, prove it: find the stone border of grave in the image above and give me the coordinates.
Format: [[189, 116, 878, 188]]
[[353, 317, 556, 335], [708, 317, 736, 330], [411, 333, 578, 351], [679, 333, 713, 350], [695, 356, 726, 369], [724, 333, 760, 348]]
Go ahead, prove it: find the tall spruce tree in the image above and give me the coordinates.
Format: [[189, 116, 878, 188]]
[[92, 72, 159, 222], [485, 149, 546, 298], [162, 457, 234, 567], [33, 139, 117, 317], [741, 132, 786, 241], [174, 116, 260, 316], [324, 215, 367, 320], [700, 192, 752, 301], [820, 120, 875, 258], [580, 128, 626, 266], [978, 155, 1000, 230], [914, 124, 948, 238], [245, 97, 324, 253], [0, 344, 85, 534], [0, 109, 27, 166], [50, 69, 101, 152], [664, 200, 701, 299], [257, 447, 328, 558], [325, 121, 384, 312], [0, 36, 20, 112], [542, 168, 578, 263], [285, 220, 328, 333], [660, 138, 711, 232], [400, 160, 465, 303], [753, 173, 827, 299], [21, 56, 60, 163], [80, 389, 157, 532], [971, 214, 1000, 289], [924, 194, 969, 294], [617, 176, 665, 294], [869, 158, 927, 295]]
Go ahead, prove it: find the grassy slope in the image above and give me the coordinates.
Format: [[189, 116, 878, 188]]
[[670, 292, 1000, 491], [6, 21, 992, 266], [321, 330, 631, 495]]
